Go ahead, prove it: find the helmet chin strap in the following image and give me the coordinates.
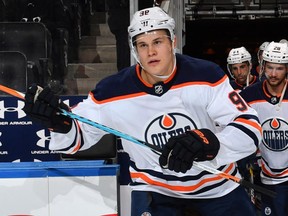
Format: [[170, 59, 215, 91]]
[[151, 55, 176, 79], [278, 80, 287, 108], [246, 72, 250, 88], [152, 72, 173, 79]]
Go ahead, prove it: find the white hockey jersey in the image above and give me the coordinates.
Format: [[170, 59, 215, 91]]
[[50, 54, 262, 199], [240, 80, 288, 185]]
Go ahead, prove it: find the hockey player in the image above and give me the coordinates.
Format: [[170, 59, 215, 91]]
[[240, 41, 288, 216], [227, 47, 261, 208], [257, 41, 270, 79], [23, 7, 261, 216], [227, 46, 258, 92], [257, 42, 270, 65]]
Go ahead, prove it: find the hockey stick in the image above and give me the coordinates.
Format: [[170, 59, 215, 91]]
[[192, 161, 276, 198], [0, 84, 276, 198]]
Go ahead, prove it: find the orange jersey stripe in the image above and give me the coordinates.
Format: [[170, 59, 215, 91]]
[[89, 74, 229, 105], [171, 74, 229, 90], [261, 161, 288, 178], [235, 118, 262, 134], [130, 163, 235, 192]]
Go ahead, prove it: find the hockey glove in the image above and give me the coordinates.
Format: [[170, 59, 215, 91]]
[[159, 129, 220, 173], [23, 84, 72, 133]]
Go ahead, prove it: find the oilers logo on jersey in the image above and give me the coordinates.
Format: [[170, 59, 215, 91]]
[[262, 117, 288, 151], [144, 112, 197, 148]]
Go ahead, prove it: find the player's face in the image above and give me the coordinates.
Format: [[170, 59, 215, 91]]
[[134, 30, 175, 78], [264, 62, 287, 87], [231, 62, 251, 84]]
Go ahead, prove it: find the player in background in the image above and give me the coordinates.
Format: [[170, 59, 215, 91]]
[[227, 46, 261, 211], [257, 42, 270, 80], [279, 38, 288, 45], [23, 7, 261, 216], [227, 46, 258, 92], [240, 41, 288, 216]]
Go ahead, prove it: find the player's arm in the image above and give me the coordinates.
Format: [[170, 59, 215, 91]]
[[207, 77, 261, 166], [23, 84, 82, 153]]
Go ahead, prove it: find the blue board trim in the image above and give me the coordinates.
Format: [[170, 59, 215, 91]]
[[0, 161, 119, 178]]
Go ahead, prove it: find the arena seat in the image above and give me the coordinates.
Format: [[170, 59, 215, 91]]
[[0, 22, 52, 86], [0, 51, 27, 93]]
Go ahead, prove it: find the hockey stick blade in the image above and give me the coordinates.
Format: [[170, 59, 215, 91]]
[[0, 84, 276, 198], [0, 84, 25, 99]]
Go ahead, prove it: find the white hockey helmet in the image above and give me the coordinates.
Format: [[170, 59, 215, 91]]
[[259, 41, 270, 51], [227, 47, 251, 78], [227, 47, 251, 65], [262, 41, 288, 64], [279, 39, 288, 45], [128, 7, 175, 63], [257, 41, 269, 63]]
